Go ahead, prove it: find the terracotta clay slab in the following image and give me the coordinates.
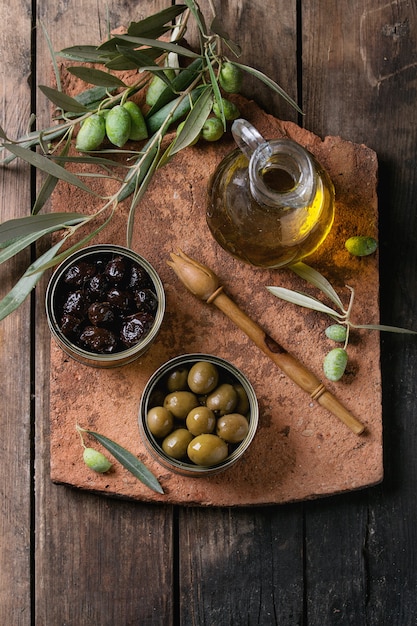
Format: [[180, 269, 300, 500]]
[[49, 93, 382, 506]]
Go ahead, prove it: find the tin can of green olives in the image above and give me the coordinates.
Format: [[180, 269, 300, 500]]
[[138, 354, 259, 477], [45, 244, 165, 368]]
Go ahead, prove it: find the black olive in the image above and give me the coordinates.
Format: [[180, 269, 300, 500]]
[[104, 255, 127, 284], [106, 288, 132, 310], [127, 263, 152, 290], [134, 288, 158, 313], [86, 273, 110, 301], [62, 290, 87, 317], [60, 313, 82, 337], [120, 312, 154, 347], [88, 302, 115, 326], [63, 262, 96, 287], [79, 326, 118, 353]]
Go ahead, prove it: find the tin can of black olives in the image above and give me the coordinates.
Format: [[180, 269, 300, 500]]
[[138, 354, 259, 477], [45, 245, 165, 368]]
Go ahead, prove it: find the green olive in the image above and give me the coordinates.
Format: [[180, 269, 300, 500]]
[[216, 413, 249, 443], [76, 114, 106, 151], [219, 62, 243, 94], [234, 384, 250, 415], [105, 105, 132, 147], [83, 447, 112, 473], [187, 434, 228, 466], [345, 235, 378, 257], [146, 406, 174, 438], [146, 68, 176, 107], [187, 361, 219, 394], [166, 367, 189, 392], [212, 97, 240, 121], [206, 383, 238, 415], [123, 100, 148, 141], [201, 117, 224, 142], [163, 391, 199, 419], [162, 428, 193, 460], [186, 406, 216, 436]]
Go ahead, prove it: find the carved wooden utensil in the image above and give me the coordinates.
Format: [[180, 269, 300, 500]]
[[168, 249, 365, 435]]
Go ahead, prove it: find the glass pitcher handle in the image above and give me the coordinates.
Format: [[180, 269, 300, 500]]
[[231, 119, 266, 159]]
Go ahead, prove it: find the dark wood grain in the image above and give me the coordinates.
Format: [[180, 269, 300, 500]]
[[33, 1, 174, 624], [0, 0, 33, 622], [1, 0, 417, 624], [303, 1, 417, 624]]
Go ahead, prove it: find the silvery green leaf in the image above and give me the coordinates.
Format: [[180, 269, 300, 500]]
[[267, 286, 343, 317], [39, 85, 90, 113], [115, 35, 199, 59], [0, 213, 86, 243], [232, 62, 303, 114], [58, 45, 111, 63], [2, 144, 96, 195], [350, 323, 417, 334], [0, 240, 65, 320], [127, 4, 187, 38], [86, 430, 164, 494], [162, 86, 213, 159], [67, 66, 127, 88], [290, 262, 345, 311]]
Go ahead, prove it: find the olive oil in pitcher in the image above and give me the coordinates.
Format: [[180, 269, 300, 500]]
[[206, 119, 335, 268]]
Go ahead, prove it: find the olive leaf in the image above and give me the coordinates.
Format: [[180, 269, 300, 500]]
[[184, 0, 208, 36], [160, 85, 213, 162], [73, 85, 115, 107], [39, 85, 91, 113], [233, 62, 303, 114], [267, 286, 344, 318], [67, 66, 127, 88], [114, 35, 200, 59], [0, 213, 87, 243], [290, 261, 345, 311], [3, 143, 97, 195], [84, 429, 164, 494], [58, 45, 112, 63], [127, 4, 187, 38], [32, 134, 72, 214], [0, 239, 66, 320]]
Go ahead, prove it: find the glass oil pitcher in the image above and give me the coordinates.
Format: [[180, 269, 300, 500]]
[[206, 119, 335, 268]]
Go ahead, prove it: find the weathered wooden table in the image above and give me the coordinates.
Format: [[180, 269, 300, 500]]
[[1, 1, 416, 624]]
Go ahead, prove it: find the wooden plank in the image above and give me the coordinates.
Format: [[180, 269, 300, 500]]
[[302, 0, 417, 623], [179, 505, 305, 625], [186, 0, 300, 123], [0, 1, 33, 623], [33, 1, 174, 623], [176, 2, 307, 624]]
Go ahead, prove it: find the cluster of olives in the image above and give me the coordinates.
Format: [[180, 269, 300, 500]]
[[55, 253, 158, 354], [146, 360, 251, 467], [76, 100, 148, 151]]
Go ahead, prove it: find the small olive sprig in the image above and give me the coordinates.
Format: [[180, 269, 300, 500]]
[[76, 425, 164, 494], [267, 241, 416, 382], [0, 0, 301, 322]]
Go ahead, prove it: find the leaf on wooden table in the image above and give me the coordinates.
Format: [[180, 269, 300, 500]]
[[39, 85, 91, 113], [2, 144, 97, 195], [0, 240, 65, 320], [0, 213, 87, 244], [127, 4, 187, 38]]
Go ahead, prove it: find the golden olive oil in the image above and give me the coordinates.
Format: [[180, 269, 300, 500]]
[[207, 148, 335, 268]]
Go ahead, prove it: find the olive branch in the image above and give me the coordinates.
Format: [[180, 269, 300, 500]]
[[267, 262, 417, 381], [0, 0, 300, 321]]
